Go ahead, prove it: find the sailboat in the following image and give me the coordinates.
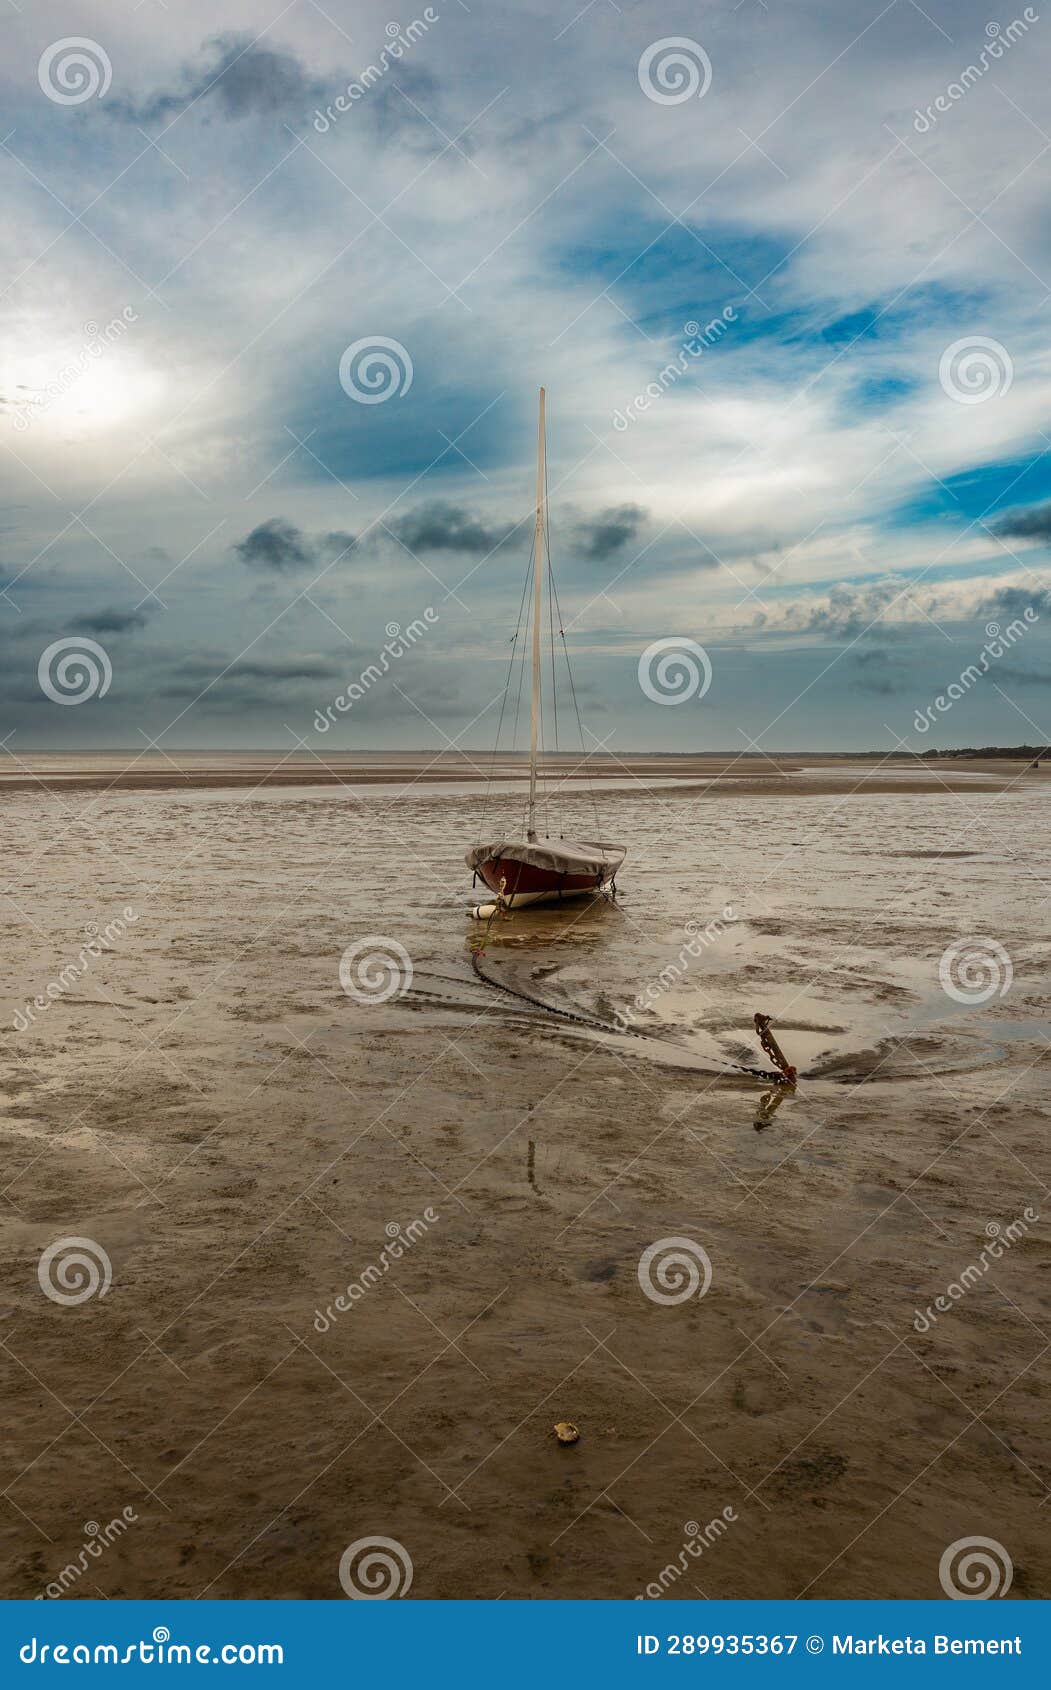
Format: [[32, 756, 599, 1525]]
[[466, 389, 626, 913]]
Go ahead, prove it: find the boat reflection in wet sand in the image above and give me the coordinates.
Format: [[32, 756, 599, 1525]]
[[466, 388, 625, 916]]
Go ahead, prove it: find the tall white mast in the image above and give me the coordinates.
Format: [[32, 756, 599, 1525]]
[[527, 387, 545, 841]]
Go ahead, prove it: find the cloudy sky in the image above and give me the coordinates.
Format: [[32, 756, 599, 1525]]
[[3, 0, 1051, 752]]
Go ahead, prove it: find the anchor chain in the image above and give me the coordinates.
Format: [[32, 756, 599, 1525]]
[[468, 947, 790, 1084]]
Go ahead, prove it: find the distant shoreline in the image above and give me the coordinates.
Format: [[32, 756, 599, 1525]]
[[0, 750, 1038, 797], [3, 744, 1045, 760]]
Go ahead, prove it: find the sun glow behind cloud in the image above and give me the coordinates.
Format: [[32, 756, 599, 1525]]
[[3, 339, 163, 440]]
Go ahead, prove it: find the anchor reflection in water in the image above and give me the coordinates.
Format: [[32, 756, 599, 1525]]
[[754, 1086, 791, 1131]]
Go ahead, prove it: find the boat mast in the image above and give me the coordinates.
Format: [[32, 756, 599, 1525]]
[[527, 386, 545, 841]]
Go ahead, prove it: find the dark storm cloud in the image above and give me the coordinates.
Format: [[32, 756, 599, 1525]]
[[383, 500, 650, 563], [0, 608, 151, 651], [161, 654, 344, 701], [782, 578, 911, 638], [233, 519, 355, 573], [235, 518, 312, 572], [80, 607, 151, 634], [996, 665, 1051, 687], [848, 648, 906, 696], [110, 35, 329, 126], [226, 658, 345, 682], [108, 35, 449, 149], [384, 502, 519, 556], [980, 584, 1051, 617], [569, 504, 647, 562], [362, 64, 450, 149], [995, 502, 1051, 543]]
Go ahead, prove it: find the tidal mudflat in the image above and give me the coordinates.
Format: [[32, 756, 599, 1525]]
[[1, 754, 1048, 1598]]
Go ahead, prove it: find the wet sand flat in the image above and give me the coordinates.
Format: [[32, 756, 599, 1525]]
[[1, 755, 1049, 1599]]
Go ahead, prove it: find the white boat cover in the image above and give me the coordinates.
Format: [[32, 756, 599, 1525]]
[[465, 837, 626, 877]]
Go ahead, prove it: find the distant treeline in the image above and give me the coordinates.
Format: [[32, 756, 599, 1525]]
[[914, 745, 1049, 760], [752, 746, 1051, 760]]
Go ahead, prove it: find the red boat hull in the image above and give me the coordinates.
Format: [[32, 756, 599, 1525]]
[[475, 854, 603, 900]]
